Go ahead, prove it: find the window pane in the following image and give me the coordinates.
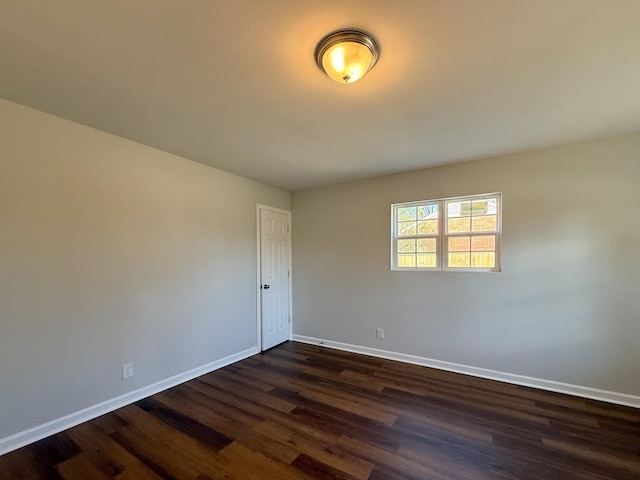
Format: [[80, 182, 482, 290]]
[[418, 219, 438, 234], [448, 217, 470, 233], [470, 199, 489, 215], [417, 238, 436, 252], [471, 235, 495, 251], [398, 254, 416, 267], [417, 204, 438, 220], [484, 197, 498, 215], [471, 252, 495, 268], [448, 236, 470, 252], [398, 239, 416, 253], [398, 221, 417, 236], [459, 201, 473, 216], [448, 252, 470, 268], [397, 207, 417, 222], [471, 215, 497, 232], [417, 254, 437, 267], [447, 201, 469, 218]]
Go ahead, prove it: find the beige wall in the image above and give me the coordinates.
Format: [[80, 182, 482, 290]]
[[292, 133, 640, 397], [0, 99, 289, 439]]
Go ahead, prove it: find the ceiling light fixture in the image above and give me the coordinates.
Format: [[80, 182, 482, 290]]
[[315, 29, 380, 84]]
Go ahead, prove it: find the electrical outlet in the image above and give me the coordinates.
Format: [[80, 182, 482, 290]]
[[122, 363, 133, 379], [376, 328, 384, 339]]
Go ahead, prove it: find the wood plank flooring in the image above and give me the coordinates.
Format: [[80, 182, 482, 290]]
[[1, 341, 639, 479]]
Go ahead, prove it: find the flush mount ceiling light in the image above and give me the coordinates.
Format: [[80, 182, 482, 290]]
[[315, 29, 380, 84]]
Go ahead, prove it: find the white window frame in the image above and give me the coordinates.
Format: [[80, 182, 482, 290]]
[[391, 193, 502, 272]]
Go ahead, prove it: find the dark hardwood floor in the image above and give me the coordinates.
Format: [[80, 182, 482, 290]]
[[1, 341, 639, 479]]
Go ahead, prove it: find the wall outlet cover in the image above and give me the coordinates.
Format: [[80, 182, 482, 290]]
[[122, 363, 133, 379]]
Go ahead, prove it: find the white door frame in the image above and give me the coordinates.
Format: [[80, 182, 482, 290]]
[[256, 204, 292, 351]]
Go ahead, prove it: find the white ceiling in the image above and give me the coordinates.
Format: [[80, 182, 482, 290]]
[[1, 1, 639, 191]]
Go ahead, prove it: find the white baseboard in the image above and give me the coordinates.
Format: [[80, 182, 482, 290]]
[[292, 335, 640, 409], [0, 346, 258, 456]]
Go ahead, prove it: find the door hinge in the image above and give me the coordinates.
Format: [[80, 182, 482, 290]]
[[289, 315, 291, 324], [287, 224, 290, 233], [288, 270, 290, 278]]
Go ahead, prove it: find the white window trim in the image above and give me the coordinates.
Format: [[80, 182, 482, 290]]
[[391, 193, 502, 272]]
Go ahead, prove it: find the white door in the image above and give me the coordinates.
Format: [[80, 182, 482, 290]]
[[259, 207, 291, 350]]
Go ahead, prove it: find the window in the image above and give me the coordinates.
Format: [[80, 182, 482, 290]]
[[391, 193, 501, 272]]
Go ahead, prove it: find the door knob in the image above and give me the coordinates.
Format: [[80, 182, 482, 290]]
[[263, 284, 270, 289]]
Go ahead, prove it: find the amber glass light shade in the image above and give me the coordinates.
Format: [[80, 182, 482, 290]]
[[315, 29, 380, 84]]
